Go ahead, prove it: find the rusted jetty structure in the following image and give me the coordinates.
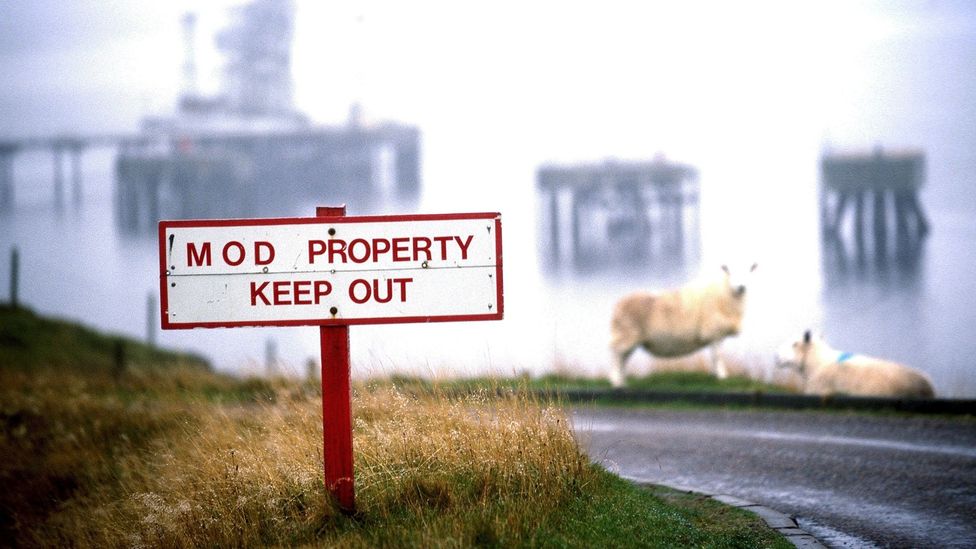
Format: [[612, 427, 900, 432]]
[[537, 156, 699, 272], [820, 148, 928, 266], [0, 0, 421, 231]]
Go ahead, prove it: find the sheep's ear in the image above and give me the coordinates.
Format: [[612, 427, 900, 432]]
[[750, 262, 758, 272], [803, 330, 812, 344], [721, 264, 730, 275]]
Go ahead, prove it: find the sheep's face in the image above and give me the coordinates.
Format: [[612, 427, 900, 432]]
[[721, 262, 758, 298], [776, 330, 816, 372]]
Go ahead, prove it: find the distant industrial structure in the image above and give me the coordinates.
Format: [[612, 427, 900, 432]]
[[536, 156, 700, 273], [0, 0, 421, 232], [820, 147, 929, 283], [820, 148, 928, 257]]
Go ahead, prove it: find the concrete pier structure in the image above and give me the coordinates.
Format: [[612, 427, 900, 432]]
[[112, 124, 420, 233], [0, 136, 99, 214], [820, 148, 929, 281], [537, 156, 699, 272]]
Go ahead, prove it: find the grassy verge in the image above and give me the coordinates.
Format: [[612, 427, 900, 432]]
[[387, 370, 793, 395], [1, 373, 789, 547], [538, 476, 791, 548], [0, 304, 210, 373], [0, 307, 790, 547]]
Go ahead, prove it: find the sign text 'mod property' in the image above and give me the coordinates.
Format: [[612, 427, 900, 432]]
[[159, 213, 503, 328]]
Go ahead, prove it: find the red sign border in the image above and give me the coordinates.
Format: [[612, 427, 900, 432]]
[[159, 212, 504, 329]]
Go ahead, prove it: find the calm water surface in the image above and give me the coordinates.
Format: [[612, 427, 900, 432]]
[[1, 161, 975, 397]]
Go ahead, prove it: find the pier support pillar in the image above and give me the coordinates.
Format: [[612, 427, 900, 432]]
[[71, 144, 83, 208], [393, 129, 421, 203], [0, 147, 14, 213], [547, 187, 560, 265], [894, 189, 911, 244], [830, 191, 849, 235], [570, 187, 581, 267], [53, 147, 65, 211], [872, 188, 889, 261], [907, 190, 929, 237], [819, 177, 828, 235], [115, 157, 132, 231], [147, 167, 161, 227], [674, 191, 685, 251], [853, 190, 865, 246]]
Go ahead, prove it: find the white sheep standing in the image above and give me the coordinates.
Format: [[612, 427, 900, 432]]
[[776, 330, 935, 398], [609, 264, 756, 387]]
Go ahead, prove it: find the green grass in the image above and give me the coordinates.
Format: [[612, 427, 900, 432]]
[[0, 304, 210, 373], [385, 370, 792, 395], [624, 371, 790, 393], [530, 472, 790, 548], [303, 466, 790, 548]]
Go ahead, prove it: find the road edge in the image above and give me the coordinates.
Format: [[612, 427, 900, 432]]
[[547, 388, 976, 415], [624, 476, 828, 549]]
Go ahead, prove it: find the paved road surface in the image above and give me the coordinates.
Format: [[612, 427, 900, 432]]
[[571, 407, 976, 548]]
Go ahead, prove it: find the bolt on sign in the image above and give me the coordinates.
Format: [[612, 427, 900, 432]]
[[159, 208, 504, 512], [159, 212, 503, 327]]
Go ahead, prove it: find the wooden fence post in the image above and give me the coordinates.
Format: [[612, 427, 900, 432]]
[[10, 247, 19, 308]]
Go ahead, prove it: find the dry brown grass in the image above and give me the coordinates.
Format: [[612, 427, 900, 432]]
[[353, 385, 587, 508], [2, 371, 592, 547]]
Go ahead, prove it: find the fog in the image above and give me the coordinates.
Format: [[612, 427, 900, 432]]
[[2, 1, 976, 395]]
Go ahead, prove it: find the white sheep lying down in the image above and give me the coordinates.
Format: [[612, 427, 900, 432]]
[[609, 264, 755, 387], [776, 331, 935, 398]]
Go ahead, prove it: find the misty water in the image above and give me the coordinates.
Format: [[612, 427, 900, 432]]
[[3, 142, 976, 397], [3, 2, 976, 397]]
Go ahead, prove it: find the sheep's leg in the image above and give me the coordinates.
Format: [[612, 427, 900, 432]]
[[609, 347, 634, 388], [610, 317, 642, 388], [710, 343, 728, 380]]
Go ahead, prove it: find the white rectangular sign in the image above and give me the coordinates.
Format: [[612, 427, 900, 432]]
[[159, 213, 503, 328]]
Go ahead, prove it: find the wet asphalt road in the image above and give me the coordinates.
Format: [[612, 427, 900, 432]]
[[571, 407, 976, 548]]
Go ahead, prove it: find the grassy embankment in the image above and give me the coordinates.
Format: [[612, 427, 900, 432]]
[[388, 368, 793, 396], [0, 305, 790, 547]]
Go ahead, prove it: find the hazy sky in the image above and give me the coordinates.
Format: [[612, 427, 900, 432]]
[[2, 0, 975, 214], [3, 1, 970, 139]]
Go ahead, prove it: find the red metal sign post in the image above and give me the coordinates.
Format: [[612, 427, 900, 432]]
[[316, 205, 356, 512]]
